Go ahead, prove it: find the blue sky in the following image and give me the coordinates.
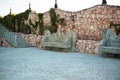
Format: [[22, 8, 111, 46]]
[[0, 0, 120, 16]]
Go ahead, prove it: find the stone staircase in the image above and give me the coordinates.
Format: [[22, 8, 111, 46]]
[[0, 23, 32, 47]]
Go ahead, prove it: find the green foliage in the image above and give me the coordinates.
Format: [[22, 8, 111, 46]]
[[0, 8, 66, 35], [0, 16, 3, 20], [24, 9, 31, 20], [0, 17, 2, 23], [0, 9, 31, 33], [38, 13, 44, 35], [110, 22, 120, 35], [43, 25, 51, 31], [0, 14, 16, 31], [49, 8, 58, 33], [57, 15, 66, 27], [15, 13, 27, 32], [29, 19, 35, 33], [49, 8, 66, 33]]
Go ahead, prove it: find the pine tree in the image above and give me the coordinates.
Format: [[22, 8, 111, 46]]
[[54, 0, 58, 8], [102, 0, 107, 4]]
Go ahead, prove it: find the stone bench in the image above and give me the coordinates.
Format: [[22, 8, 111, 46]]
[[99, 29, 120, 54], [40, 30, 77, 52]]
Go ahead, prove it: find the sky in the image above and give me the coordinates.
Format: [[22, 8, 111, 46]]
[[0, 0, 120, 16]]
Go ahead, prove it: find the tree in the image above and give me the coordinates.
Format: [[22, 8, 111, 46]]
[[54, 0, 58, 8], [102, 0, 107, 4], [49, 8, 58, 33], [1, 14, 16, 31], [0, 16, 3, 23], [38, 13, 44, 35]]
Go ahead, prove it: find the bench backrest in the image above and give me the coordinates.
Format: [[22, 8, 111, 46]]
[[41, 29, 76, 47], [102, 29, 116, 39], [106, 39, 120, 47], [102, 29, 120, 47]]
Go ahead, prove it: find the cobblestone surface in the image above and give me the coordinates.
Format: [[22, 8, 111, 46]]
[[0, 47, 120, 80]]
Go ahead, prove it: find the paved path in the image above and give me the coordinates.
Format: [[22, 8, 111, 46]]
[[0, 47, 120, 80]]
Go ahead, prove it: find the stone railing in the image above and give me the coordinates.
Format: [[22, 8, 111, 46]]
[[0, 24, 32, 48]]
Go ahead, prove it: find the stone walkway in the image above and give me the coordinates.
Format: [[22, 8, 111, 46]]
[[0, 47, 120, 80]]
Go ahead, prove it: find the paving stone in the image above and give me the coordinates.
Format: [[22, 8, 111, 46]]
[[0, 47, 120, 80]]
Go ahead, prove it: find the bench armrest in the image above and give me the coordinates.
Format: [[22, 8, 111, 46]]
[[100, 39, 107, 47], [41, 36, 50, 42]]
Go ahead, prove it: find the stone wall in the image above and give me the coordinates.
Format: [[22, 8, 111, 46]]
[[1, 4, 120, 54], [20, 33, 101, 54], [0, 36, 11, 47], [18, 33, 41, 47], [24, 4, 120, 41], [76, 40, 100, 54], [0, 34, 41, 47], [0, 34, 100, 54], [43, 5, 120, 40], [20, 34, 101, 54]]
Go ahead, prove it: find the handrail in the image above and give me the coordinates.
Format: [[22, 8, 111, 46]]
[[0, 23, 32, 47]]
